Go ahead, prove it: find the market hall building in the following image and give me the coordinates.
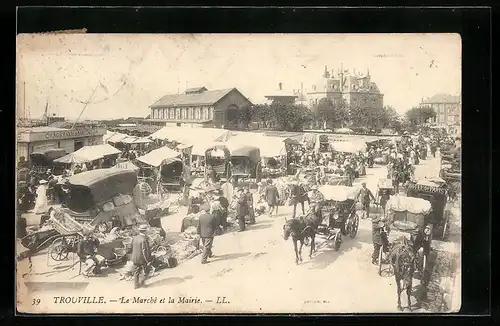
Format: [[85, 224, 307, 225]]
[[146, 86, 253, 129], [17, 126, 107, 163]]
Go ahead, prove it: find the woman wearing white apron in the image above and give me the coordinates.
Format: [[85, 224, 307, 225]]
[[34, 180, 48, 214]]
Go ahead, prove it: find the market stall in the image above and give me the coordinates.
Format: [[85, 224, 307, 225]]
[[136, 146, 187, 194]]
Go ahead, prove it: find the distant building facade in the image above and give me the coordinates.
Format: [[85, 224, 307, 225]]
[[420, 93, 461, 136], [147, 87, 253, 129], [307, 66, 384, 123], [265, 82, 298, 104]]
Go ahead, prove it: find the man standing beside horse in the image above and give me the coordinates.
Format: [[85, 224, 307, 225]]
[[356, 182, 377, 219]]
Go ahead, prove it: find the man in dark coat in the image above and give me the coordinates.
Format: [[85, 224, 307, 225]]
[[245, 188, 256, 225], [215, 190, 229, 231], [197, 207, 217, 264], [371, 217, 390, 265], [355, 182, 377, 219], [290, 182, 309, 218], [131, 224, 152, 288], [236, 188, 248, 232]]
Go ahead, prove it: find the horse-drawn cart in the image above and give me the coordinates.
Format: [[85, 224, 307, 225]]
[[318, 185, 360, 242], [376, 195, 433, 277], [47, 209, 94, 262], [406, 179, 449, 240]]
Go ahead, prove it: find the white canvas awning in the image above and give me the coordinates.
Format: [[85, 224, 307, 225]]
[[113, 160, 140, 171], [149, 126, 233, 144], [106, 133, 128, 143], [54, 144, 121, 164], [132, 137, 153, 144], [136, 146, 181, 167]]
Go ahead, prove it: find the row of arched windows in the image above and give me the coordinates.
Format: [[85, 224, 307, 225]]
[[153, 107, 214, 121]]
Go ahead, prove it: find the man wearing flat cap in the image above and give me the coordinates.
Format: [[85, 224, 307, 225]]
[[131, 224, 152, 288]]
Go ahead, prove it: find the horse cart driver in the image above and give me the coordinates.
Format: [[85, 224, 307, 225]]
[[308, 185, 325, 219]]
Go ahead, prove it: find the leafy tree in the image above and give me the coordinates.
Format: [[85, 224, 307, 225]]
[[270, 101, 312, 131], [311, 98, 349, 129], [405, 106, 436, 127], [226, 106, 240, 128]]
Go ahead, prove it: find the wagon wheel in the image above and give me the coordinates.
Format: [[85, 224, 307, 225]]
[[349, 214, 359, 239], [377, 246, 384, 276], [49, 238, 70, 261], [333, 232, 342, 252]]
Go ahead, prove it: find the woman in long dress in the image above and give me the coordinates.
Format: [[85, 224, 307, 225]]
[[33, 180, 48, 214]]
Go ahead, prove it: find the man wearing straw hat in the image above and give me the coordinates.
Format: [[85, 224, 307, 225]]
[[131, 224, 152, 288]]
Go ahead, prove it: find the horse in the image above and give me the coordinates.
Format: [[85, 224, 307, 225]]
[[283, 203, 324, 264], [389, 236, 418, 311]]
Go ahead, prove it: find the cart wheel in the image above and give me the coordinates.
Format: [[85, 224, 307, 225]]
[[378, 246, 384, 275], [333, 232, 342, 252], [350, 215, 359, 239], [49, 239, 69, 261]]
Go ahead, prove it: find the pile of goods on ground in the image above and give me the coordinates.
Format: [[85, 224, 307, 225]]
[[172, 226, 201, 262]]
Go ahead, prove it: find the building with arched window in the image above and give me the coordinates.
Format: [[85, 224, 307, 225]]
[[147, 87, 253, 129]]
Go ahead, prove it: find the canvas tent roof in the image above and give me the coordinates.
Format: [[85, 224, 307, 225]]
[[132, 137, 153, 144], [136, 146, 181, 167], [149, 126, 233, 144], [227, 134, 287, 157], [54, 144, 121, 164], [113, 160, 140, 171], [106, 132, 129, 143]]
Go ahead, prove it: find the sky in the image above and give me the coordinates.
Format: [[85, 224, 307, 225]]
[[16, 33, 461, 120]]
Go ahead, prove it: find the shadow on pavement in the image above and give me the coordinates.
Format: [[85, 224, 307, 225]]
[[146, 275, 194, 288], [246, 223, 272, 231], [210, 252, 251, 262], [306, 234, 365, 270]]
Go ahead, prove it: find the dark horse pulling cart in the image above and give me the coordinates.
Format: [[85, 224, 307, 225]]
[[376, 195, 433, 311], [282, 185, 359, 265]]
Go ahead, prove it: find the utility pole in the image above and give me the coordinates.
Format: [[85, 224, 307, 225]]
[[72, 84, 99, 129]]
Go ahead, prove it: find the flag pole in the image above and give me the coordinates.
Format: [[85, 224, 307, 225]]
[[72, 84, 99, 129]]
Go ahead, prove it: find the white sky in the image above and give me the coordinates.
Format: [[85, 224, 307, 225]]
[[16, 33, 461, 120]]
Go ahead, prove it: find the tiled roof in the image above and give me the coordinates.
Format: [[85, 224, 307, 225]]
[[151, 88, 239, 108], [422, 93, 461, 104]]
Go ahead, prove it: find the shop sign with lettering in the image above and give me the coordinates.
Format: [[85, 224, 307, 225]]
[[44, 128, 102, 140]]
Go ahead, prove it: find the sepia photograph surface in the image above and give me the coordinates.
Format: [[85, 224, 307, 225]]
[[16, 33, 461, 314]]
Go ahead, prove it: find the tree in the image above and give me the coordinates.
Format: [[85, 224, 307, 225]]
[[405, 106, 436, 128], [270, 101, 313, 131], [311, 98, 349, 129], [350, 106, 385, 130]]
